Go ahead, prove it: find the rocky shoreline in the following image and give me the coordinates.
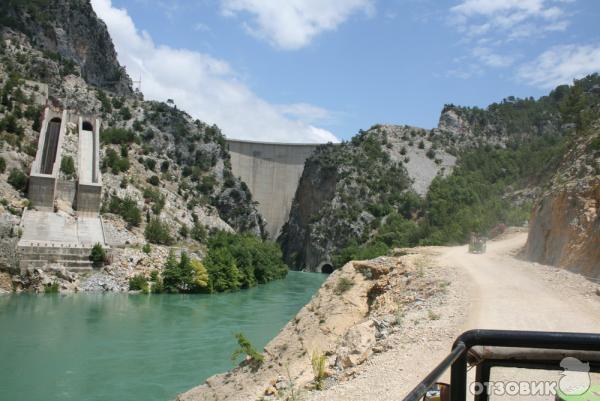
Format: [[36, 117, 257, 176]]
[[177, 247, 468, 401]]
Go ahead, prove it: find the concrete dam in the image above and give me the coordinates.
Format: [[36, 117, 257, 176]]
[[227, 139, 320, 239]]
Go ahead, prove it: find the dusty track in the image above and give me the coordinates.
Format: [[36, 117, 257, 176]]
[[307, 231, 600, 401], [444, 232, 600, 332]]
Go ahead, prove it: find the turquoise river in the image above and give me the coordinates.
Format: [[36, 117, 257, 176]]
[[0, 271, 326, 401]]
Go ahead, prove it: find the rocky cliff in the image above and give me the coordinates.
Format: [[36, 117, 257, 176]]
[[524, 122, 600, 277], [279, 125, 455, 272], [0, 0, 132, 95], [282, 76, 600, 272], [0, 1, 266, 292]]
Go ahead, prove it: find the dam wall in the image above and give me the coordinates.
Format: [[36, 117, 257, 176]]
[[227, 139, 320, 239]]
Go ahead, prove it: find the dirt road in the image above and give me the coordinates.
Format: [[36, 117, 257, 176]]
[[307, 231, 600, 401], [444, 231, 600, 332]]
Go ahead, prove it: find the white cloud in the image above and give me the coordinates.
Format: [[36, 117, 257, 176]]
[[450, 0, 570, 40], [472, 47, 515, 67], [91, 0, 338, 143], [220, 0, 374, 50], [517, 44, 600, 88]]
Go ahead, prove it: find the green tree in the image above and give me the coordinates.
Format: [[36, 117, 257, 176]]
[[89, 243, 106, 267], [60, 155, 75, 178], [144, 217, 173, 245]]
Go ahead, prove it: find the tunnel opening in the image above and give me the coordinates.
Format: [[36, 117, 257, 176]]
[[320, 264, 334, 274], [40, 117, 61, 174], [82, 121, 93, 131]]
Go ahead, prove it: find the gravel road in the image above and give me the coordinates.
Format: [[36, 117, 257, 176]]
[[306, 231, 600, 401]]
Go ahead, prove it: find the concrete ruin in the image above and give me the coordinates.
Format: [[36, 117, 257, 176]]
[[227, 139, 320, 239], [18, 107, 105, 272]]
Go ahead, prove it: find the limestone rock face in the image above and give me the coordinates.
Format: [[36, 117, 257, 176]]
[[0, 0, 132, 95], [279, 125, 455, 272], [525, 124, 600, 277]]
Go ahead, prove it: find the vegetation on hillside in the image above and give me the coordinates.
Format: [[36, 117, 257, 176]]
[[329, 74, 600, 269]]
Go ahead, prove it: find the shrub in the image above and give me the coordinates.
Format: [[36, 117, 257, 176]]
[[418, 140, 425, 149], [160, 160, 169, 173], [89, 243, 106, 267], [311, 351, 326, 390], [7, 169, 27, 191], [142, 243, 151, 254], [334, 277, 355, 294], [426, 148, 436, 159], [107, 196, 141, 227], [191, 223, 207, 243], [60, 155, 75, 178], [120, 106, 132, 120], [128, 274, 148, 292], [147, 175, 160, 186], [231, 333, 264, 365], [101, 128, 135, 145], [144, 158, 156, 171], [44, 282, 59, 294], [144, 217, 173, 245], [0, 156, 5, 173]]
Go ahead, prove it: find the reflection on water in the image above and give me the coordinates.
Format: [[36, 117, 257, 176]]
[[0, 271, 325, 401]]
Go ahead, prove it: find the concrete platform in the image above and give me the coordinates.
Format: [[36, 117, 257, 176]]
[[18, 210, 105, 248]]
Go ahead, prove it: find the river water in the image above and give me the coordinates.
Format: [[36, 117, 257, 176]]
[[0, 271, 325, 401]]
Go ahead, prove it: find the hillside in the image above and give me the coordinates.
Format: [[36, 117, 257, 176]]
[[281, 75, 600, 273], [0, 1, 277, 293], [525, 121, 600, 277]]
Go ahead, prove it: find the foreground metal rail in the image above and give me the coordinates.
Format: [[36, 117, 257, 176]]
[[402, 329, 600, 401]]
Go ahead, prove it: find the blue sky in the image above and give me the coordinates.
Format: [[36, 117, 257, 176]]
[[91, 0, 600, 142]]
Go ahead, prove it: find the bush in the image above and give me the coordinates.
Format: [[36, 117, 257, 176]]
[[191, 223, 207, 243], [89, 243, 106, 267], [101, 128, 135, 145], [128, 274, 148, 292], [60, 155, 75, 178], [7, 169, 27, 191], [144, 158, 156, 171], [147, 175, 160, 186], [44, 282, 59, 294], [0, 156, 5, 173], [144, 217, 173, 245], [231, 333, 264, 365], [103, 148, 130, 174], [334, 277, 355, 294], [107, 196, 141, 227], [332, 241, 389, 269], [426, 148, 436, 159], [418, 140, 425, 149], [142, 243, 151, 254], [311, 351, 326, 390]]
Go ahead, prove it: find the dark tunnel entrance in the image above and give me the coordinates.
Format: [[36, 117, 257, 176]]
[[320, 264, 334, 274], [82, 121, 93, 131], [41, 117, 61, 174]]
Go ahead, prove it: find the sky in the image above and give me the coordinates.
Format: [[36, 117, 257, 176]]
[[90, 0, 600, 143]]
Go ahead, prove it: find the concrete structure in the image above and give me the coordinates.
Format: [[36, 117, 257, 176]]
[[27, 107, 103, 213], [76, 116, 102, 214], [227, 139, 320, 239], [20, 108, 105, 271], [28, 108, 67, 210], [17, 210, 106, 272]]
